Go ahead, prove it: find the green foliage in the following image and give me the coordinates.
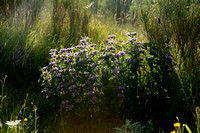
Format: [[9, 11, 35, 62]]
[[114, 119, 144, 133], [139, 0, 200, 122], [0, 76, 39, 133]]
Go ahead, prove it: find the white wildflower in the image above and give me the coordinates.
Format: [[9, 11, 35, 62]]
[[6, 120, 21, 128]]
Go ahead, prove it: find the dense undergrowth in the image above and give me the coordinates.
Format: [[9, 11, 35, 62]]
[[0, 0, 200, 132]]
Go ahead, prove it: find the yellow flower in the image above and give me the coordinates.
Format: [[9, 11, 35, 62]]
[[24, 118, 28, 122], [136, 96, 140, 99], [171, 130, 176, 133], [173, 122, 181, 127], [196, 107, 199, 110]]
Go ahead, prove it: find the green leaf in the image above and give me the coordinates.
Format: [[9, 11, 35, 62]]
[[183, 124, 192, 133]]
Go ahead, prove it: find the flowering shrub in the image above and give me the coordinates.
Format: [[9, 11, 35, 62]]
[[39, 32, 177, 114]]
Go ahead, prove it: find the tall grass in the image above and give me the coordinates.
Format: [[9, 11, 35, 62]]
[[0, 0, 125, 84], [139, 0, 200, 107]]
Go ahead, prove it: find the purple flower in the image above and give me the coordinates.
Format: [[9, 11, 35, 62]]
[[91, 63, 97, 67], [61, 101, 66, 105], [114, 53, 120, 58], [61, 85, 64, 88], [118, 86, 125, 90], [93, 83, 100, 87], [67, 47, 74, 51], [66, 82, 70, 86], [69, 59, 74, 62], [173, 61, 178, 66], [108, 35, 116, 38], [68, 85, 77, 90], [70, 72, 76, 76], [88, 44, 96, 47], [121, 94, 125, 98], [105, 46, 115, 51], [55, 73, 62, 78], [76, 45, 84, 49], [57, 86, 61, 89], [112, 68, 120, 73], [43, 67, 47, 70], [131, 32, 136, 35], [41, 89, 47, 94], [79, 49, 87, 54], [112, 40, 118, 44], [127, 38, 137, 42], [50, 49, 57, 52], [51, 67, 58, 71], [102, 55, 106, 58], [80, 37, 89, 43], [138, 49, 145, 53], [165, 45, 172, 49], [126, 33, 131, 36], [90, 75, 98, 80], [118, 51, 126, 55], [48, 62, 55, 66], [42, 72, 46, 75], [117, 94, 125, 98], [136, 41, 142, 45], [87, 91, 94, 96], [168, 56, 173, 60], [58, 49, 67, 54], [61, 100, 69, 105]]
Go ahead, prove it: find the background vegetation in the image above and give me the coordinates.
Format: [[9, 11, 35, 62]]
[[0, 0, 200, 132]]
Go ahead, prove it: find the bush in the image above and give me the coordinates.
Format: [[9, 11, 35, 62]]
[[39, 33, 182, 131]]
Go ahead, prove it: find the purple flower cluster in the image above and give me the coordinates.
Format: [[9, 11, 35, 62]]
[[41, 89, 48, 94], [117, 94, 125, 98], [118, 51, 126, 55], [76, 45, 85, 49], [50, 49, 57, 52], [48, 62, 55, 66], [118, 86, 125, 90], [135, 41, 142, 45], [55, 73, 62, 78], [69, 85, 77, 90], [165, 45, 172, 49], [138, 49, 145, 53], [89, 50, 99, 55], [108, 35, 116, 38], [80, 37, 89, 43], [127, 38, 138, 42], [105, 46, 115, 51], [67, 47, 74, 51], [106, 40, 118, 44], [90, 75, 98, 80], [88, 44, 96, 47], [62, 100, 69, 105], [112, 68, 120, 74], [51, 67, 58, 71], [126, 32, 136, 36], [58, 49, 67, 54], [41, 33, 166, 113]]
